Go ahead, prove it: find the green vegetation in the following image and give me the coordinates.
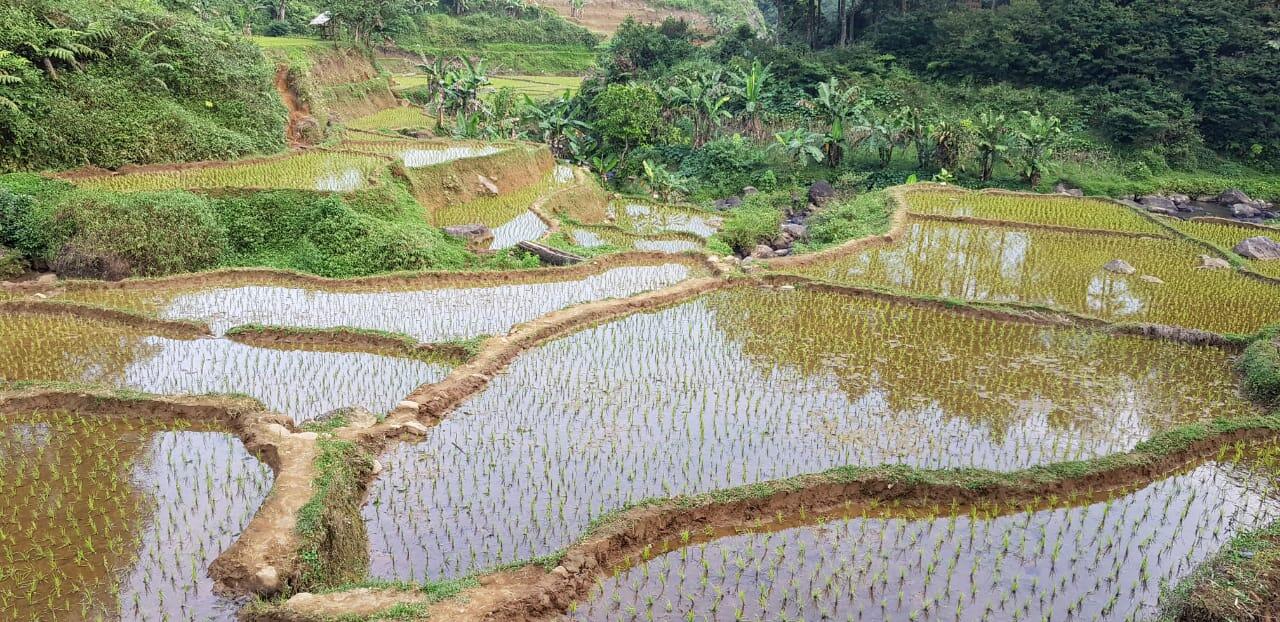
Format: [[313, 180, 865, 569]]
[[711, 192, 785, 254], [0, 0, 285, 172], [297, 438, 371, 588], [1241, 331, 1280, 407], [0, 172, 533, 279], [802, 190, 892, 250]]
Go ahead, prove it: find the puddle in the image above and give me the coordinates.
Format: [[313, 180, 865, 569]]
[[0, 414, 272, 621], [789, 219, 1280, 334], [363, 288, 1253, 581], [571, 455, 1280, 621]]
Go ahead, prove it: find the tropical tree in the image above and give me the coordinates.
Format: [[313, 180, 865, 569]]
[[415, 56, 453, 126], [641, 160, 689, 201], [966, 111, 1010, 182], [0, 52, 26, 112], [861, 108, 906, 168], [522, 94, 589, 159], [731, 59, 771, 139], [666, 70, 732, 147], [772, 128, 824, 167], [1013, 110, 1061, 188], [445, 57, 489, 117]]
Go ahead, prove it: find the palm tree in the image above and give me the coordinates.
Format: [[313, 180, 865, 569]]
[[732, 60, 771, 139]]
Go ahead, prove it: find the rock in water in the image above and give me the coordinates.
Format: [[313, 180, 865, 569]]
[[750, 244, 776, 259], [1103, 259, 1137, 275], [1234, 236, 1280, 260], [1139, 196, 1176, 211], [781, 223, 808, 240], [1219, 188, 1252, 205], [1232, 204, 1262, 218]]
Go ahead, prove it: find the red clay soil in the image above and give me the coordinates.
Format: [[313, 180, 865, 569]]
[[275, 66, 314, 145], [0, 388, 316, 597]]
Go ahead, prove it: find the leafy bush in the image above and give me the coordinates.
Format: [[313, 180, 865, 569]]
[[804, 191, 891, 248], [46, 191, 228, 278], [678, 134, 769, 198], [591, 84, 662, 152], [603, 18, 696, 80], [0, 1, 285, 171], [712, 192, 785, 255]]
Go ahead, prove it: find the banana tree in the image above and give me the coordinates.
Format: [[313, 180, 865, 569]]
[[732, 60, 771, 139], [1013, 110, 1061, 188], [773, 128, 824, 167], [641, 160, 689, 202], [666, 71, 732, 147], [966, 111, 1010, 182], [415, 56, 454, 127], [521, 94, 588, 158]]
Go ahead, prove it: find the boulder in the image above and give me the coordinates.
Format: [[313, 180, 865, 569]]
[[750, 244, 776, 259], [808, 181, 837, 206], [1232, 204, 1262, 218], [1139, 275, 1165, 284], [476, 174, 500, 196], [1234, 236, 1280, 260], [773, 248, 792, 257], [1219, 188, 1252, 205], [393, 400, 421, 417], [314, 406, 378, 430], [742, 186, 758, 196], [254, 566, 281, 593], [1138, 196, 1177, 211], [442, 224, 494, 250], [1168, 193, 1191, 205], [1053, 183, 1083, 197], [773, 232, 794, 248], [1196, 255, 1231, 270], [1102, 259, 1137, 275], [781, 223, 808, 240], [713, 196, 742, 210]]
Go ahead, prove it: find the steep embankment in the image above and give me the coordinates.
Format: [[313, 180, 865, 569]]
[[259, 41, 403, 144], [0, 1, 286, 172]]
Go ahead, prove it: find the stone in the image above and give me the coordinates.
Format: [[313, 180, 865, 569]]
[[1102, 259, 1137, 275], [713, 196, 742, 210], [779, 284, 796, 291], [773, 231, 794, 248], [476, 174, 499, 195], [1146, 205, 1176, 216], [563, 551, 587, 573], [750, 244, 775, 259], [370, 459, 383, 476], [1196, 255, 1231, 270], [294, 431, 318, 441], [286, 592, 315, 607], [254, 566, 281, 593], [1234, 236, 1280, 260], [36, 273, 57, 285], [808, 181, 837, 206], [551, 566, 570, 579], [1168, 193, 1191, 205], [1138, 196, 1177, 211], [442, 223, 493, 247], [1139, 275, 1165, 284], [1196, 195, 1216, 203], [773, 248, 791, 256], [393, 400, 420, 416], [400, 421, 429, 436], [781, 223, 808, 240], [263, 423, 292, 438], [742, 186, 758, 195], [1219, 188, 1252, 205], [1232, 204, 1262, 218], [1053, 183, 1084, 197]]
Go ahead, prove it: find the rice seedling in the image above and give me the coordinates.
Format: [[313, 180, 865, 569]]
[[71, 152, 389, 193], [569, 446, 1280, 621], [344, 107, 437, 132], [1164, 218, 1280, 279], [566, 227, 704, 254], [0, 411, 272, 621], [0, 313, 453, 422], [908, 189, 1167, 235], [339, 139, 504, 168], [607, 201, 721, 239], [788, 219, 1280, 334], [362, 288, 1254, 582], [487, 75, 583, 99], [59, 265, 691, 340]]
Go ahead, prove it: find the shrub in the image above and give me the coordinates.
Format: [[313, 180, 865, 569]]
[[1241, 333, 1280, 406], [678, 134, 768, 198], [47, 191, 228, 278], [713, 192, 785, 255], [591, 84, 662, 152], [805, 191, 892, 248]]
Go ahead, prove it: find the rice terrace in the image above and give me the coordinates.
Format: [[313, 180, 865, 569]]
[[1, 1, 1279, 621]]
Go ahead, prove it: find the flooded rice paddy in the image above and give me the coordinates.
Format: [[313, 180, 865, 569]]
[[908, 190, 1166, 235], [59, 264, 692, 340], [0, 314, 451, 422], [1163, 217, 1280, 279], [70, 152, 388, 193], [788, 219, 1279, 334], [363, 288, 1254, 581], [0, 412, 272, 621], [608, 202, 719, 239], [570, 447, 1280, 622], [569, 228, 703, 254]]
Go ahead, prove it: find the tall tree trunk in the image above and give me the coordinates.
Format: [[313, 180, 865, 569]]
[[276, 0, 286, 21], [837, 0, 847, 45]]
